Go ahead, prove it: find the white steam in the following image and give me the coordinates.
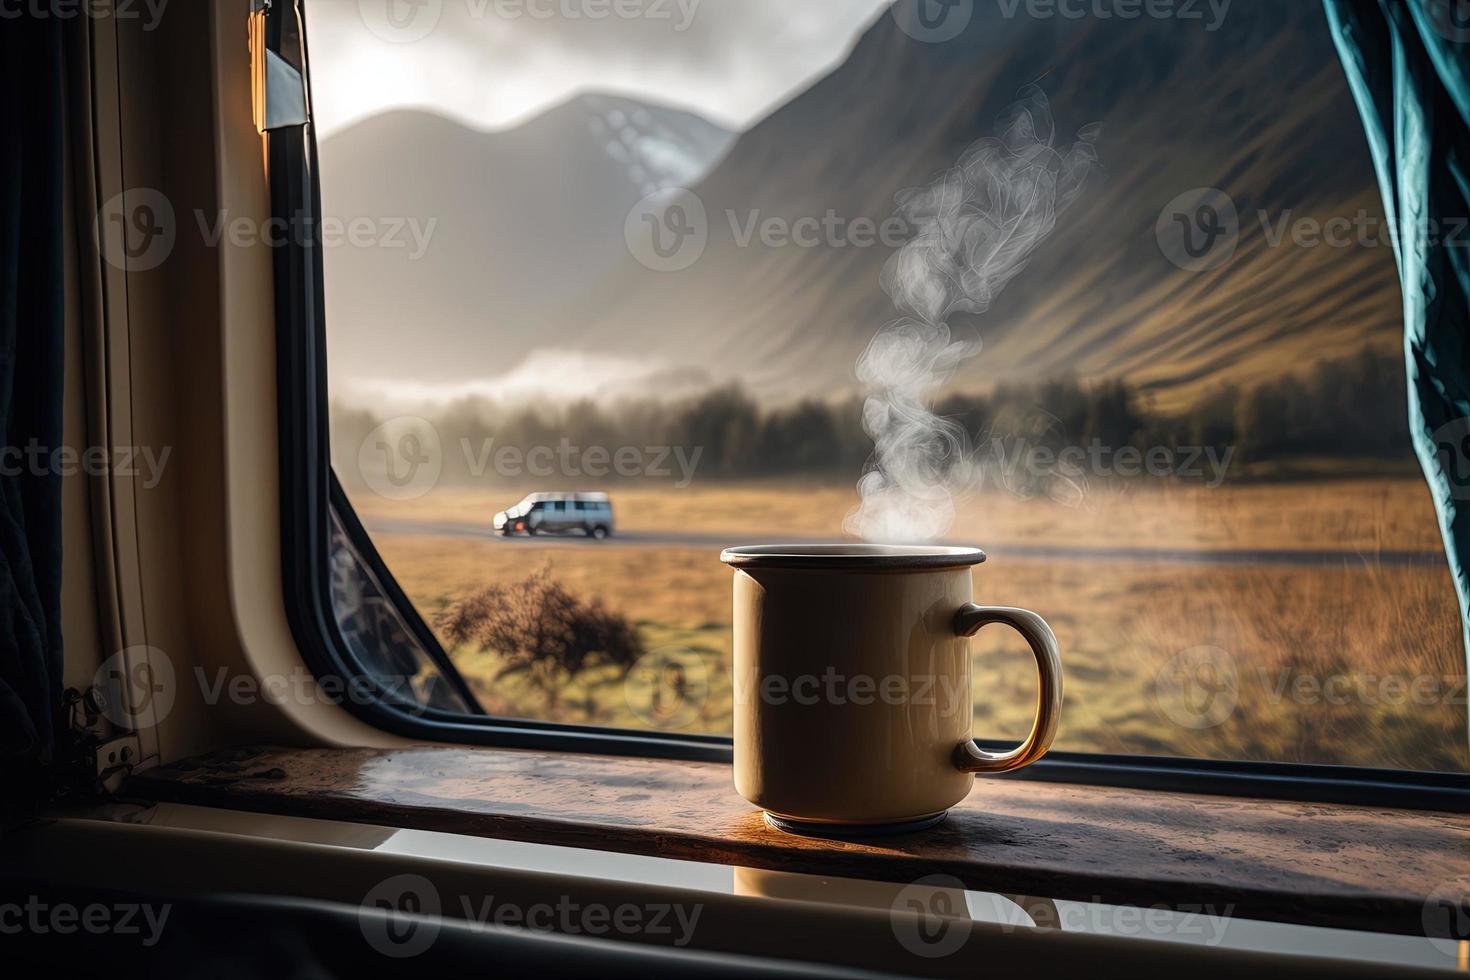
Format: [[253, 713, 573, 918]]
[[845, 85, 1100, 543]]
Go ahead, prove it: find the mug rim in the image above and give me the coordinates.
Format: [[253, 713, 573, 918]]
[[720, 543, 987, 570]]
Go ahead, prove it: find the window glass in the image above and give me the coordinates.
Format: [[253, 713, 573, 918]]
[[313, 0, 1466, 772]]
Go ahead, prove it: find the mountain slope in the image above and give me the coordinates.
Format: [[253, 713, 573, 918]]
[[565, 4, 1401, 410], [317, 94, 733, 389]]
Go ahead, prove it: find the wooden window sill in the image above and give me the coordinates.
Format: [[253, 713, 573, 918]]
[[127, 745, 1467, 939]]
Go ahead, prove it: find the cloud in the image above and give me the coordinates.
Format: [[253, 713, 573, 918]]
[[340, 347, 716, 408], [305, 0, 891, 135]]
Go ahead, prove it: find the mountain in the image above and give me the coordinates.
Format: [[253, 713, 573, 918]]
[[562, 3, 1402, 411], [316, 94, 734, 390]]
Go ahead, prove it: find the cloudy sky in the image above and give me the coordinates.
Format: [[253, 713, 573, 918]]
[[305, 0, 893, 136]]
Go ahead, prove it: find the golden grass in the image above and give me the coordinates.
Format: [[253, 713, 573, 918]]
[[347, 476, 1446, 553], [373, 529, 1469, 772]]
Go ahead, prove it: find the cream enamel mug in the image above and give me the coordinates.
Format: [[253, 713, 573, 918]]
[[720, 544, 1063, 834]]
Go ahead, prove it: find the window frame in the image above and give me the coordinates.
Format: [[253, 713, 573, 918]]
[[270, 0, 1470, 811]]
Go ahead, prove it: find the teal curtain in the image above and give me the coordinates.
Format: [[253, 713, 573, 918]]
[[1325, 0, 1470, 747], [0, 11, 66, 774]]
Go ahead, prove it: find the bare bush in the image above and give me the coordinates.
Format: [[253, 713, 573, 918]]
[[437, 566, 644, 708]]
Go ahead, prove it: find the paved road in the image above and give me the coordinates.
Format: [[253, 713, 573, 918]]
[[361, 517, 1445, 568]]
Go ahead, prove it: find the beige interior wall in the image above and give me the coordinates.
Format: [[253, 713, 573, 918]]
[[63, 0, 399, 765]]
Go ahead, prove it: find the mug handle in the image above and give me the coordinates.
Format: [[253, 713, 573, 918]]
[[951, 605, 1063, 775]]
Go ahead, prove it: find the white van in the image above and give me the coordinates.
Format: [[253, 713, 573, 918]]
[[492, 492, 614, 539]]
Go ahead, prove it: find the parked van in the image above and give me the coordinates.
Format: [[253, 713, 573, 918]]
[[493, 492, 614, 539]]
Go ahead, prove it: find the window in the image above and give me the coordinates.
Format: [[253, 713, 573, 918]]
[[292, 0, 1468, 785]]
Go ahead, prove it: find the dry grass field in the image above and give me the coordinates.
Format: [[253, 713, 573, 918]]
[[349, 477, 1469, 773], [351, 477, 1444, 553]]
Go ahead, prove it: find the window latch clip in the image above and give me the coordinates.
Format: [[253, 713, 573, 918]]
[[251, 0, 310, 133]]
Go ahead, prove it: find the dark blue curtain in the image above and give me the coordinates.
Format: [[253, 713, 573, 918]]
[[0, 13, 67, 772], [1325, 0, 1470, 736]]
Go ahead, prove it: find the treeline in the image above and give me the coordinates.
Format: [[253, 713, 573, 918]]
[[941, 346, 1410, 468], [332, 345, 1412, 488]]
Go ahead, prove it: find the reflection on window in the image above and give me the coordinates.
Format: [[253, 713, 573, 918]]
[[329, 508, 476, 715]]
